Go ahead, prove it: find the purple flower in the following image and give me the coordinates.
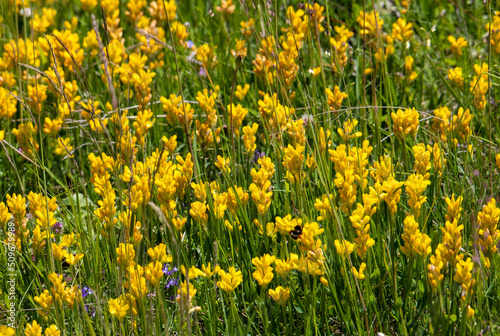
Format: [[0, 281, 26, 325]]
[[165, 277, 179, 290], [51, 222, 63, 234], [252, 148, 265, 163], [162, 264, 178, 276], [81, 285, 93, 299], [85, 304, 96, 318], [186, 41, 194, 49], [198, 67, 207, 77], [147, 291, 156, 298]]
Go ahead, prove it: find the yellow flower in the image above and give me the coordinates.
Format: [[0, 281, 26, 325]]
[[27, 84, 48, 112], [65, 253, 84, 266], [181, 265, 204, 280], [215, 155, 231, 174], [338, 119, 362, 142], [450, 107, 473, 145], [283, 144, 305, 183], [268, 286, 290, 305], [405, 173, 431, 218], [476, 198, 500, 268], [190, 201, 208, 225], [325, 86, 348, 112], [467, 306, 475, 319], [334, 168, 357, 214], [44, 325, 61, 336], [427, 253, 444, 291], [196, 44, 217, 68], [454, 258, 475, 299], [64, 285, 80, 309], [357, 11, 384, 40], [240, 19, 254, 37], [446, 194, 463, 223], [391, 107, 419, 141], [54, 137, 73, 157], [172, 216, 187, 231], [400, 215, 432, 258], [226, 186, 249, 214], [469, 63, 489, 110], [148, 243, 173, 263], [412, 143, 432, 178], [34, 290, 53, 317], [0, 326, 15, 336], [351, 263, 366, 280], [274, 254, 299, 277], [286, 118, 306, 146], [0, 202, 11, 229], [116, 243, 135, 268], [217, 267, 243, 292], [309, 67, 321, 77], [252, 254, 276, 286], [436, 218, 464, 266], [133, 109, 155, 146], [200, 263, 221, 278], [334, 239, 355, 257], [216, 0, 235, 16], [448, 35, 468, 56], [381, 177, 404, 215], [48, 273, 66, 304], [448, 67, 464, 88], [349, 197, 376, 259], [145, 261, 164, 286], [392, 18, 413, 42], [228, 103, 248, 135], [108, 296, 130, 322], [235, 84, 250, 101], [25, 320, 43, 336]]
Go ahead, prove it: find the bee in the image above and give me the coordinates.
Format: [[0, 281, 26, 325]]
[[290, 225, 303, 240]]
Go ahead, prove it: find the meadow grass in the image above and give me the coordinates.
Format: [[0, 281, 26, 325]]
[[0, 0, 500, 335]]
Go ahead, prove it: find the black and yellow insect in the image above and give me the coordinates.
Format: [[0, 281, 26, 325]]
[[290, 225, 303, 240]]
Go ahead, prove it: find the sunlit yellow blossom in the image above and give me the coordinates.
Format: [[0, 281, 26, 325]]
[[217, 267, 243, 292], [108, 296, 130, 322], [448, 35, 467, 56], [338, 119, 362, 142], [190, 202, 208, 225], [392, 18, 413, 42], [427, 253, 444, 291], [215, 155, 231, 174], [274, 254, 299, 277], [147, 243, 173, 263], [325, 86, 348, 112], [252, 254, 276, 286], [448, 67, 464, 88], [25, 321, 43, 336], [269, 286, 290, 305], [381, 177, 404, 215], [116, 243, 135, 268], [334, 239, 355, 258], [454, 258, 475, 299], [34, 290, 53, 317], [476, 198, 500, 268], [351, 263, 366, 280], [405, 173, 430, 218], [391, 107, 419, 141], [200, 263, 221, 278], [145, 261, 164, 286], [357, 11, 384, 40], [400, 215, 432, 257]]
